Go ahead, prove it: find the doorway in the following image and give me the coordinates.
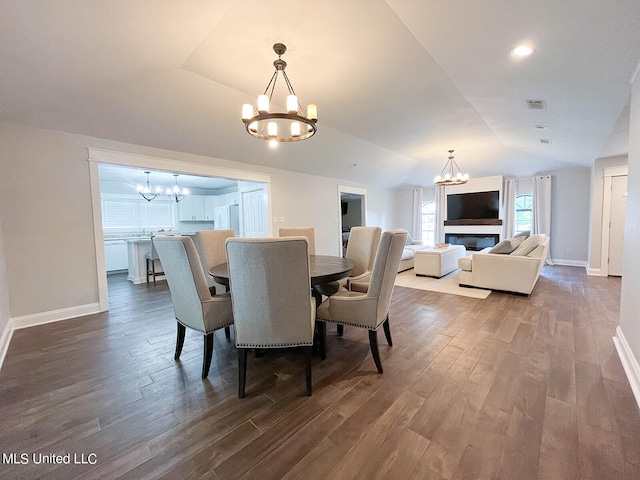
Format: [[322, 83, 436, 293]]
[[338, 185, 367, 256], [608, 175, 627, 276]]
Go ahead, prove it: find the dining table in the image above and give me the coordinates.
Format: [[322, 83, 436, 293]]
[[210, 254, 355, 359]]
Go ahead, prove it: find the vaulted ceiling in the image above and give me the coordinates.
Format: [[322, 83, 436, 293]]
[[2, 0, 639, 187]]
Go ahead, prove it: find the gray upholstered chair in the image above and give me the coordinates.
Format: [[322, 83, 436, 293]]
[[342, 226, 382, 291], [316, 229, 407, 373], [194, 230, 235, 294], [226, 237, 316, 398], [279, 227, 315, 255], [153, 236, 234, 379]]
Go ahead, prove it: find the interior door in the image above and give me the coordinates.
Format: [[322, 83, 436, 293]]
[[242, 189, 267, 238], [608, 175, 627, 276]]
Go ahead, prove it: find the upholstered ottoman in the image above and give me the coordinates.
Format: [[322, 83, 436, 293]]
[[414, 245, 467, 277]]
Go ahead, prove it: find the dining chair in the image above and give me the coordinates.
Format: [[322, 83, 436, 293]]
[[153, 236, 234, 379], [315, 229, 407, 373], [314, 226, 381, 316], [226, 237, 316, 398], [279, 227, 315, 255], [194, 229, 235, 295]]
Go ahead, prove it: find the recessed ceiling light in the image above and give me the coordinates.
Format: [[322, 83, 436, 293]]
[[535, 125, 548, 129], [350, 163, 357, 168], [512, 45, 535, 56], [539, 139, 552, 144]]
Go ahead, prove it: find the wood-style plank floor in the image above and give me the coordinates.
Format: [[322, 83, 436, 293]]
[[1, 266, 639, 479]]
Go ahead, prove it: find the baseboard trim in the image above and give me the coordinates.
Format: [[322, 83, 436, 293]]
[[613, 325, 640, 411], [0, 303, 101, 371], [587, 267, 604, 276], [0, 320, 15, 373], [550, 259, 588, 268]]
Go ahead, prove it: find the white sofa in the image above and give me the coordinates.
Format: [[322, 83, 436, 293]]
[[398, 240, 426, 272], [457, 234, 550, 295]]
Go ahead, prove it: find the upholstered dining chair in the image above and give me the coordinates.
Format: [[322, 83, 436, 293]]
[[194, 229, 235, 295], [316, 229, 407, 373], [153, 236, 234, 379], [226, 237, 316, 398], [279, 227, 315, 255], [342, 226, 382, 290]]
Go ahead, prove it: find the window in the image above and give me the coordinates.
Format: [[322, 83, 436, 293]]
[[515, 194, 533, 233], [422, 201, 435, 246], [101, 194, 176, 232]]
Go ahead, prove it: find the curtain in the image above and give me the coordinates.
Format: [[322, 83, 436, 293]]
[[434, 185, 446, 244], [502, 177, 516, 239], [532, 174, 553, 264], [412, 188, 423, 241]]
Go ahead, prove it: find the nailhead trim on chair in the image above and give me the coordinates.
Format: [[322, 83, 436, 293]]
[[177, 319, 233, 335], [236, 342, 314, 348], [317, 319, 384, 329]]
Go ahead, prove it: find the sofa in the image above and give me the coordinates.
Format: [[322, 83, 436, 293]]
[[457, 233, 550, 295], [398, 235, 427, 272]]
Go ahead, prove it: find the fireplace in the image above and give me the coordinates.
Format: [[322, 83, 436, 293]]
[[445, 233, 500, 251]]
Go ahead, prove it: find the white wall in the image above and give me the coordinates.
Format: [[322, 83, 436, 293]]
[[0, 122, 396, 325], [545, 167, 591, 265], [0, 211, 11, 361], [617, 73, 640, 403], [1, 123, 99, 318]]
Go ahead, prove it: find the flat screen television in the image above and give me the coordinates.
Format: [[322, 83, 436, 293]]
[[447, 190, 500, 220]]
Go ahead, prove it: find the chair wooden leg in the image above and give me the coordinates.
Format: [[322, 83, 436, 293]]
[[146, 258, 150, 284], [174, 322, 186, 360], [224, 325, 231, 339], [382, 315, 392, 346], [238, 348, 248, 398], [304, 346, 313, 396], [315, 321, 327, 360], [369, 329, 383, 374], [202, 333, 214, 379], [152, 259, 157, 285], [337, 324, 344, 336]]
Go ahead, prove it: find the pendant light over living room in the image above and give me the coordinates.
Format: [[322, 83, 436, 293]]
[[241, 43, 318, 148], [434, 149, 469, 186]]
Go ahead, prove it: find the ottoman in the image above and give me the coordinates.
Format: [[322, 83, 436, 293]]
[[414, 245, 467, 277]]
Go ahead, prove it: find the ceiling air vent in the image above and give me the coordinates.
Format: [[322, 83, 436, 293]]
[[539, 139, 552, 144], [526, 99, 547, 110]]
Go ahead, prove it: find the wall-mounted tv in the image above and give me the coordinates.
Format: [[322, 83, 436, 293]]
[[447, 190, 500, 220]]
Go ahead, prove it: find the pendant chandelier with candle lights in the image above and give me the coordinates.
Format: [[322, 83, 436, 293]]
[[242, 43, 317, 147], [434, 150, 470, 186]]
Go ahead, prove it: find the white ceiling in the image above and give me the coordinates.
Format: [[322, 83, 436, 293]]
[[2, 0, 639, 188]]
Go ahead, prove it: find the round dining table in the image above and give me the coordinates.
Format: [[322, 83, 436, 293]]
[[210, 255, 355, 360], [209, 255, 355, 292]]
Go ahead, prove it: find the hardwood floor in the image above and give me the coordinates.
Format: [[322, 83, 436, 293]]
[[1, 266, 639, 479]]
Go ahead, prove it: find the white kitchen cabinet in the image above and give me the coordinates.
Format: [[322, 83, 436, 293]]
[[178, 196, 208, 221], [104, 240, 128, 271], [204, 196, 217, 221]]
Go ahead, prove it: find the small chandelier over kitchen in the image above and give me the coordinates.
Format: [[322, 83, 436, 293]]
[[241, 43, 317, 147], [137, 171, 162, 202], [434, 150, 469, 186], [167, 174, 188, 203]]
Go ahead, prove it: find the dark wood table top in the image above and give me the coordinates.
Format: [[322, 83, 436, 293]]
[[210, 255, 355, 287]]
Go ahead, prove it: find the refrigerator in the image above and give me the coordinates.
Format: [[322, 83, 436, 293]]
[[214, 204, 240, 236]]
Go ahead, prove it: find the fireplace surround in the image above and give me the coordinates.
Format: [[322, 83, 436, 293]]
[[445, 233, 500, 251]]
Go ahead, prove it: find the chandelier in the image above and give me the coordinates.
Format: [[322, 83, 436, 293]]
[[434, 150, 469, 186], [137, 171, 162, 201], [167, 174, 187, 203], [242, 43, 317, 147]]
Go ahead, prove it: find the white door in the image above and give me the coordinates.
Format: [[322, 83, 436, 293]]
[[608, 175, 627, 276], [242, 189, 267, 238]]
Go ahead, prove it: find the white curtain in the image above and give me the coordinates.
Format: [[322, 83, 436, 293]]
[[434, 185, 446, 244], [412, 188, 423, 241], [502, 177, 516, 238], [532, 174, 553, 264]]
